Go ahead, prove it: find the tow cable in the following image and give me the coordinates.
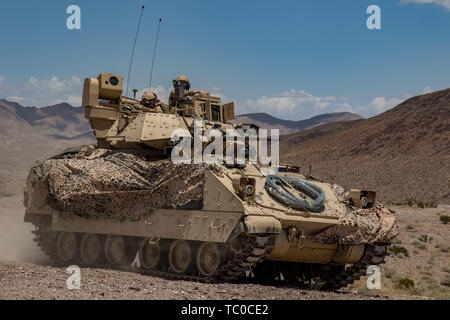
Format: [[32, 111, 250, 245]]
[[264, 175, 326, 213]]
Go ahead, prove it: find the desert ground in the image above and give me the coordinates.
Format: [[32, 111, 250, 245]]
[[1, 180, 448, 300]]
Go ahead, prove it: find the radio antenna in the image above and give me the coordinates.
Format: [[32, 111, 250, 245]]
[[149, 17, 162, 90], [125, 5, 145, 97]]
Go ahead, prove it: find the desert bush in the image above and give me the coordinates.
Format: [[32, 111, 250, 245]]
[[388, 245, 409, 257], [413, 250, 419, 254], [308, 277, 326, 291], [412, 240, 427, 250], [396, 278, 415, 290], [420, 270, 432, 277], [441, 267, 450, 273], [415, 200, 437, 208], [428, 201, 437, 208], [440, 215, 450, 225], [434, 243, 448, 252], [0, 192, 13, 198], [403, 199, 437, 209], [419, 278, 439, 291], [388, 209, 396, 213], [440, 278, 450, 287], [407, 224, 414, 231], [383, 267, 396, 279], [418, 234, 430, 243]]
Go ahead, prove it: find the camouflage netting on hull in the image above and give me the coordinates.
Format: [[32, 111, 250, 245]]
[[311, 205, 399, 245], [30, 151, 213, 221]]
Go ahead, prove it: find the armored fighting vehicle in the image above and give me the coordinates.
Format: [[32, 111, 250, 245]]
[[23, 73, 398, 289]]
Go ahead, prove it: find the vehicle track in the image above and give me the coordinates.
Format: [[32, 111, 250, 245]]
[[32, 218, 276, 283], [31, 218, 387, 291]]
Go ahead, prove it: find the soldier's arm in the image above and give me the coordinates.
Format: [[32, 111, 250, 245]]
[[184, 90, 201, 97], [160, 104, 170, 113], [133, 103, 146, 111]]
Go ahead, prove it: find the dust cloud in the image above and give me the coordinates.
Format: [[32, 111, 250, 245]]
[[0, 180, 47, 264]]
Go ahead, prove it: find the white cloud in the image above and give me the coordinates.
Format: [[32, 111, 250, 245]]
[[0, 77, 173, 108], [136, 84, 171, 104], [362, 86, 434, 115], [238, 88, 428, 119], [209, 87, 228, 102], [0, 76, 83, 107], [422, 86, 433, 94], [360, 86, 434, 115], [0, 76, 438, 121], [240, 89, 352, 119], [368, 96, 409, 114], [400, 0, 450, 10], [6, 96, 25, 102]]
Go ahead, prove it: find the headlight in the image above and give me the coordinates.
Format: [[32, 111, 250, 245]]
[[232, 176, 256, 200], [350, 189, 377, 208]]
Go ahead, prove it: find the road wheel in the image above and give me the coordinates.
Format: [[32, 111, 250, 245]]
[[139, 238, 163, 270], [168, 240, 194, 274], [56, 232, 79, 264], [104, 235, 129, 266], [196, 242, 221, 277], [80, 234, 104, 266]]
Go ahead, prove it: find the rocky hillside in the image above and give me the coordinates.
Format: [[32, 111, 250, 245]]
[[0, 99, 91, 143], [280, 88, 450, 204], [0, 99, 94, 179], [233, 112, 363, 135]]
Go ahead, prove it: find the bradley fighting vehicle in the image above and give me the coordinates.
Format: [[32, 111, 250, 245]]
[[23, 73, 398, 289]]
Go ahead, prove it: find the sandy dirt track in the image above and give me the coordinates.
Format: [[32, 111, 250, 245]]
[[0, 262, 427, 300]]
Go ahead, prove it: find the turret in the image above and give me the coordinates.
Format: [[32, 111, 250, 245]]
[[82, 73, 237, 153]]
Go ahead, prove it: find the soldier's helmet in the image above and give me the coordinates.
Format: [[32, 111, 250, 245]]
[[174, 75, 190, 90], [141, 92, 157, 107]]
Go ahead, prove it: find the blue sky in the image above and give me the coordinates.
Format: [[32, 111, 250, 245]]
[[0, 0, 449, 119]]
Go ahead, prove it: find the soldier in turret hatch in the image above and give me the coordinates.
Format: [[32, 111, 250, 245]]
[[168, 75, 202, 109], [134, 92, 163, 112]]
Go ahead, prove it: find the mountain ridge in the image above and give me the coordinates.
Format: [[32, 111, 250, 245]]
[[0, 99, 94, 179], [0, 99, 91, 141], [233, 111, 363, 135], [279, 88, 450, 203]]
